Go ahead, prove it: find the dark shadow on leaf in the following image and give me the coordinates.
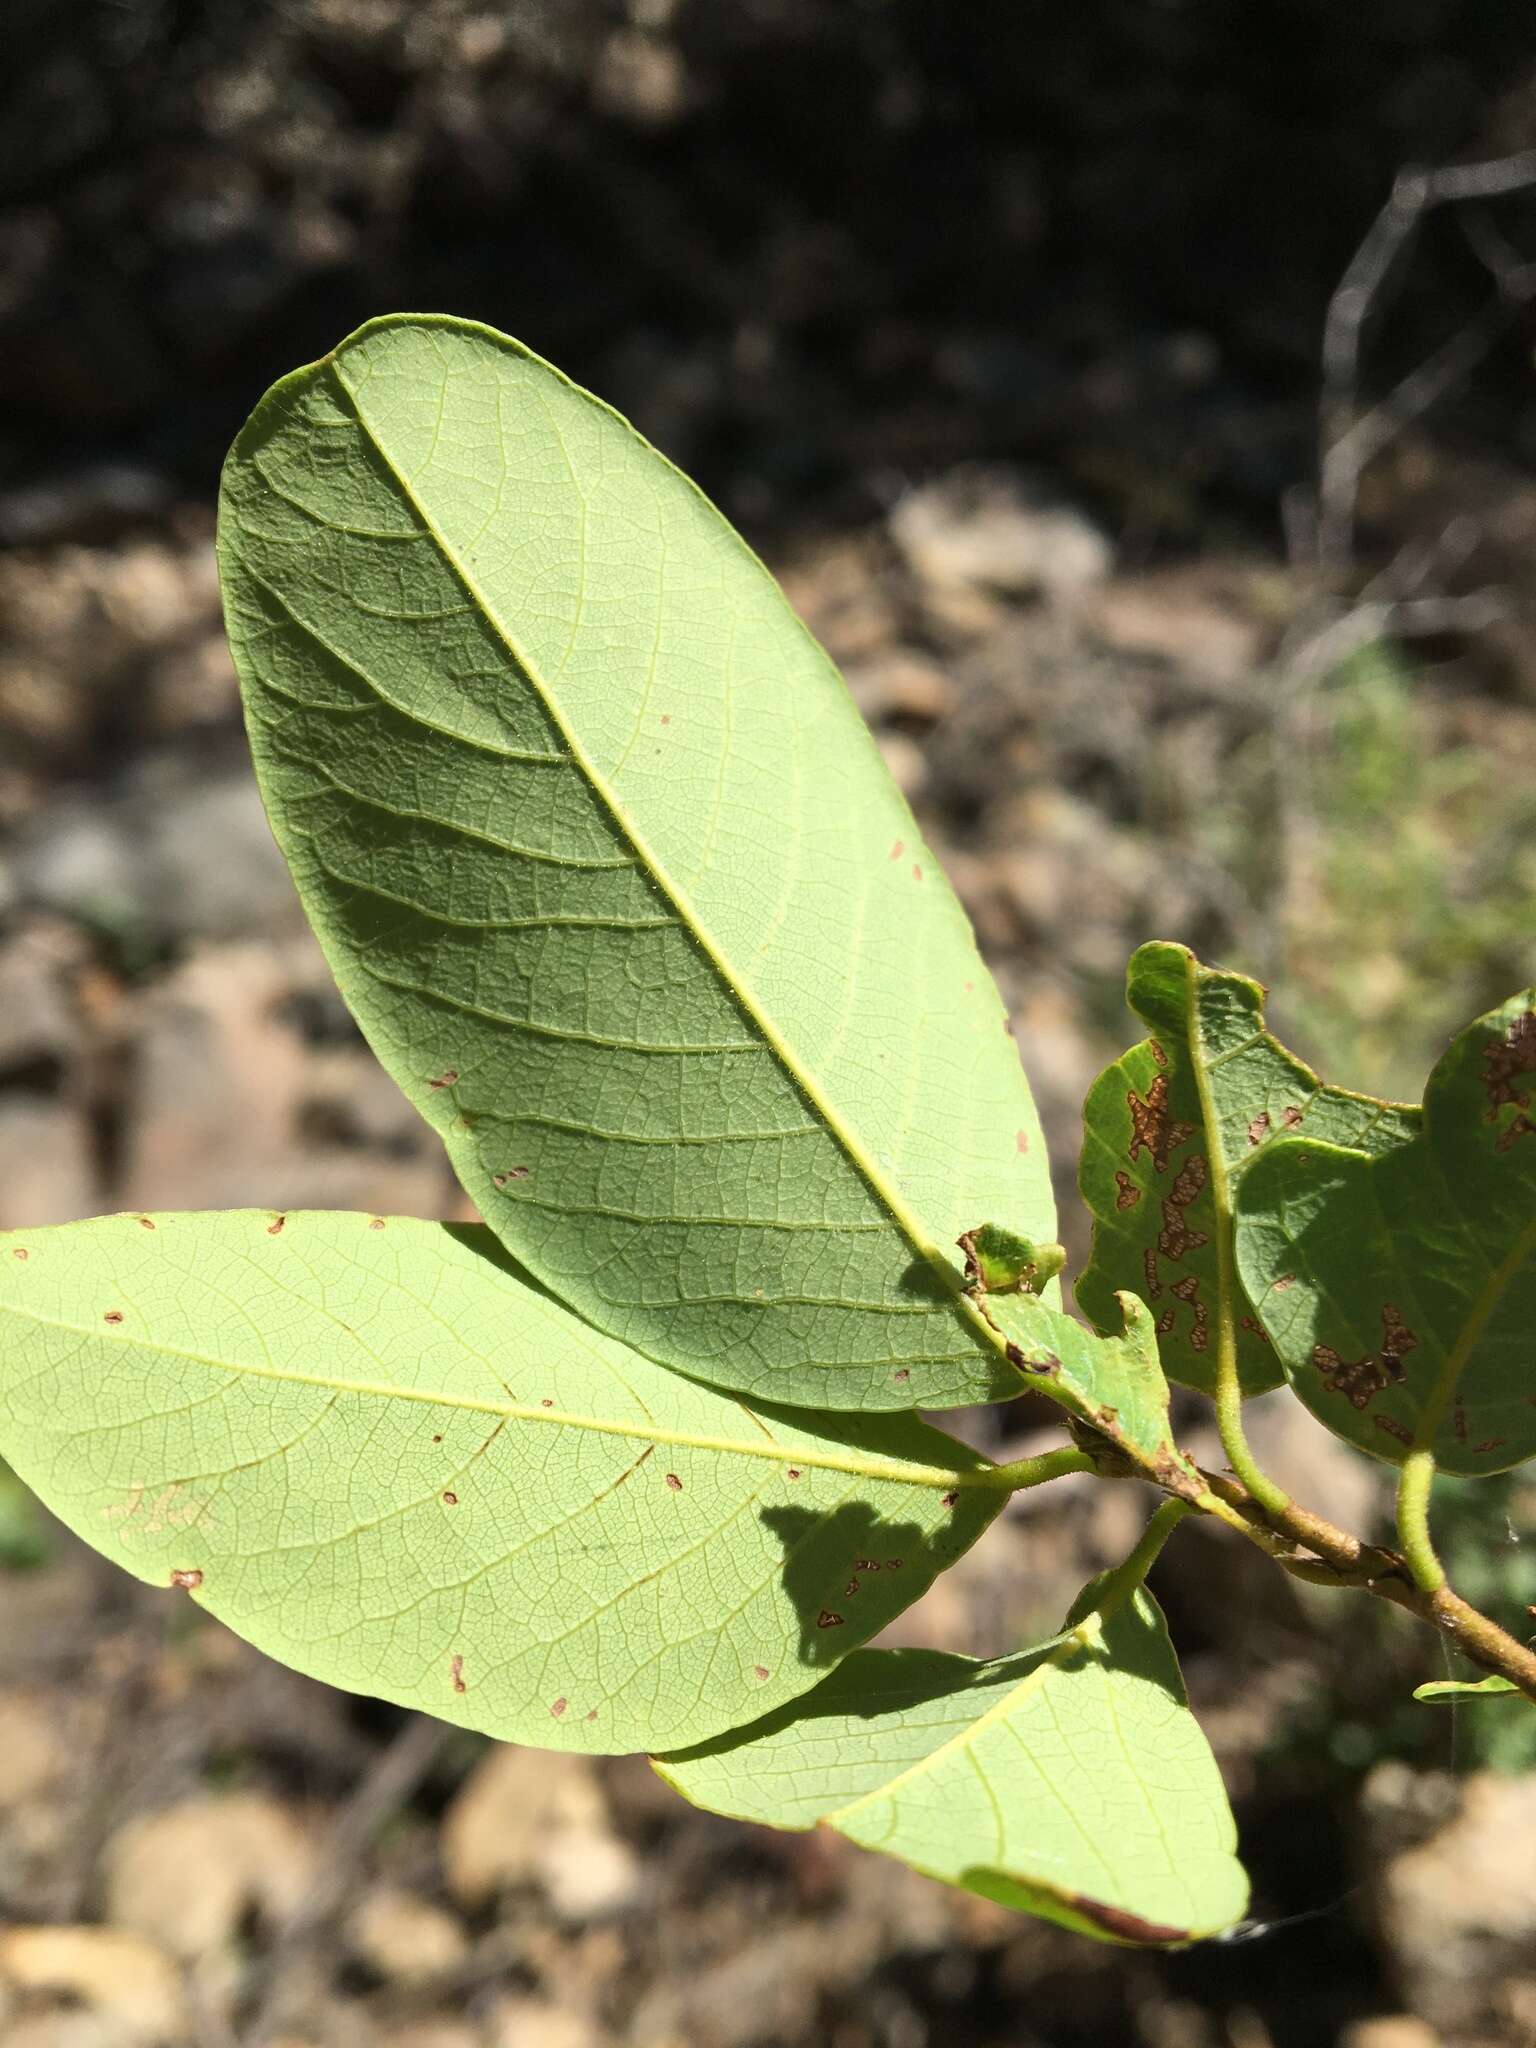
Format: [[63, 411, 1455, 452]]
[[755, 1499, 968, 1670]]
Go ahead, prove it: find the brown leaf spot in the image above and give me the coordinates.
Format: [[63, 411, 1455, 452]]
[[1142, 1247, 1163, 1301], [550, 1697, 568, 1717], [886, 1558, 903, 1570], [845, 1578, 860, 1597], [493, 1167, 531, 1187], [816, 1610, 844, 1630], [1167, 1154, 1207, 1208], [964, 980, 974, 994], [753, 1665, 770, 1681], [450, 1655, 467, 1694], [10, 1248, 27, 1261], [267, 1214, 286, 1236], [786, 1467, 802, 1480], [856, 1559, 881, 1572], [1380, 1304, 1418, 1376], [1481, 1010, 1536, 1128], [169, 1567, 203, 1591], [103, 1310, 124, 1325], [892, 1368, 911, 1383], [1113, 1170, 1141, 1210], [1373, 1415, 1413, 1445], [368, 1218, 385, 1231], [428, 1069, 459, 1091], [1246, 1112, 1271, 1146], [442, 1491, 458, 1506], [1453, 1401, 1468, 1443], [1272, 1274, 1295, 1292], [911, 863, 923, 882], [665, 1472, 683, 1491], [1156, 1200, 1209, 1263], [1126, 1075, 1195, 1174], [941, 1491, 958, 1508], [1015, 1129, 1030, 1154], [1171, 1274, 1208, 1350], [1063, 1894, 1188, 1947], [585, 1708, 599, 1721], [1281, 1105, 1304, 1129], [659, 714, 671, 726], [1005, 1342, 1060, 1376], [889, 839, 904, 860], [432, 1434, 443, 1444], [1155, 1308, 1176, 1335], [138, 1216, 157, 1230], [1473, 1437, 1509, 1455], [1148, 1040, 1169, 1069]]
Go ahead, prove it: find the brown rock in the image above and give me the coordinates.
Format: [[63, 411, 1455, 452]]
[[441, 1747, 642, 1922], [0, 1925, 188, 2045], [1367, 1766, 1536, 2034], [346, 1888, 467, 1986], [0, 1691, 67, 1808], [103, 1792, 316, 1963]]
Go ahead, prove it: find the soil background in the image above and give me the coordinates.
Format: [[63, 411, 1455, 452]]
[[3, 6, 1536, 2046]]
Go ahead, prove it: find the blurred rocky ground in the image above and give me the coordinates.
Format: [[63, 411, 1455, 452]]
[[3, 4, 1536, 2045]]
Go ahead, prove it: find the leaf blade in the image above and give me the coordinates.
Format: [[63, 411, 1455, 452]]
[[658, 1582, 1247, 1945], [1078, 942, 1417, 1396], [1233, 989, 1536, 1472], [218, 316, 1051, 1410], [0, 1211, 1001, 1751]]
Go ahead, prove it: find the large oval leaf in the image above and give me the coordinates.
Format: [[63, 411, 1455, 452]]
[[216, 316, 1050, 1411], [1234, 988, 1536, 1474], [659, 1579, 1248, 1946], [0, 1211, 1001, 1751]]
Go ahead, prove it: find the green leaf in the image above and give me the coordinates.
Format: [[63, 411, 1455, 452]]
[[0, 1211, 1003, 1752], [1078, 942, 1418, 1397], [983, 1289, 1200, 1494], [958, 1224, 1065, 1296], [658, 1575, 1248, 1946], [216, 315, 1052, 1412], [1233, 989, 1536, 1474], [1413, 1674, 1523, 1703]]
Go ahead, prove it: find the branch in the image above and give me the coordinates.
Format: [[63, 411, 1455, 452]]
[[1193, 1468, 1536, 1703], [1317, 150, 1536, 579]]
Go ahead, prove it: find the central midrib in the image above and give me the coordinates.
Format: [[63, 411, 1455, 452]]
[[1, 1298, 1001, 1492], [330, 345, 1009, 1376]]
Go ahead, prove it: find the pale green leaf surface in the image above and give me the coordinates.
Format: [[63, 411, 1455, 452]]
[[1234, 989, 1536, 1473], [1078, 942, 1417, 1397], [1414, 1674, 1522, 1702], [0, 1211, 1001, 1751], [983, 1289, 1199, 1493], [216, 315, 1051, 1411], [658, 1583, 1247, 1946]]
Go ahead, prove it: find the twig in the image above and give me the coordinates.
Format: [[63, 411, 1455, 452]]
[[1193, 1468, 1536, 1701], [241, 1713, 446, 2045], [1318, 149, 1536, 577]]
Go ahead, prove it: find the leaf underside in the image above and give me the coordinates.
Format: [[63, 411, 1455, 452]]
[[0, 1211, 1001, 1752], [1078, 942, 1418, 1398], [1234, 988, 1536, 1474], [1413, 1674, 1522, 1702], [217, 314, 1053, 1413], [658, 1581, 1248, 1946], [982, 1288, 1199, 1494]]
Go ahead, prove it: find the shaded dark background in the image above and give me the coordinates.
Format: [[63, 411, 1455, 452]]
[[3, 6, 1536, 2047]]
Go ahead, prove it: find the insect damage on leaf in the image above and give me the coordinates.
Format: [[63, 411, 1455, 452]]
[[958, 1224, 1066, 1296], [1078, 942, 1417, 1400], [1234, 986, 1536, 1473]]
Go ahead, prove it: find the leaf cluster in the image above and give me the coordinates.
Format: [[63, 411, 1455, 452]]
[[0, 317, 1532, 1947]]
